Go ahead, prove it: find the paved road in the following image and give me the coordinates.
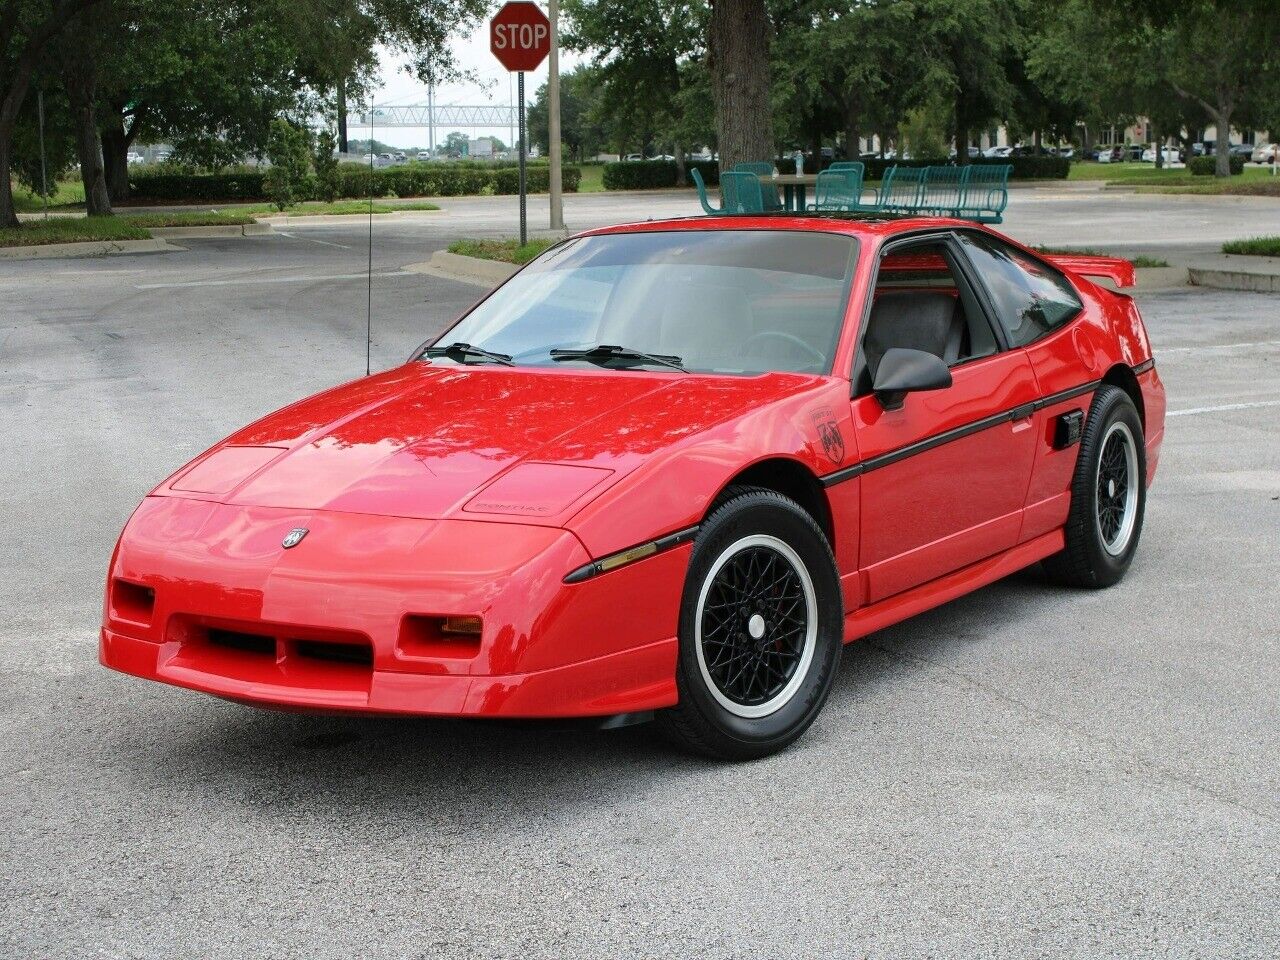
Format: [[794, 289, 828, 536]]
[[1, 206, 1279, 957]]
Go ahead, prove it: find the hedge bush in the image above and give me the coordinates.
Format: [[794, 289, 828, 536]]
[[600, 158, 721, 189], [1188, 154, 1244, 176], [128, 163, 581, 202]]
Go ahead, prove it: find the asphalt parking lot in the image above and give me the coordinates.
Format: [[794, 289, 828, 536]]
[[2, 193, 1279, 958]]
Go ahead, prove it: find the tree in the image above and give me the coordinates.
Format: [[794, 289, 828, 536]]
[[563, 0, 705, 174], [776, 0, 926, 159], [312, 128, 340, 201], [529, 65, 615, 161], [1, 0, 108, 226], [263, 119, 311, 210], [708, 0, 774, 168], [920, 0, 1026, 163]]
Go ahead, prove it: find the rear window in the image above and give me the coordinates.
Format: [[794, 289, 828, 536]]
[[957, 233, 1082, 346]]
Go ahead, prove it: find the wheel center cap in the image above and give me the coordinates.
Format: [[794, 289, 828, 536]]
[[747, 613, 766, 640], [1108, 478, 1117, 499]]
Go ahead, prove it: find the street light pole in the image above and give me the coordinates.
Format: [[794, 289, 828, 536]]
[[548, 0, 564, 231]]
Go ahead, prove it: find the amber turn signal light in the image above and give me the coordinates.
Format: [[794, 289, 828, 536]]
[[440, 615, 483, 636]]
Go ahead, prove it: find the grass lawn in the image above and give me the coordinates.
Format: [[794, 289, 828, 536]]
[[577, 165, 605, 193], [0, 215, 149, 247], [11, 179, 86, 212], [448, 237, 556, 265], [1066, 162, 1280, 195], [121, 211, 257, 228], [1221, 236, 1280, 256]]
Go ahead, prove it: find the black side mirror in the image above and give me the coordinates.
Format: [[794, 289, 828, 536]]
[[872, 347, 952, 411]]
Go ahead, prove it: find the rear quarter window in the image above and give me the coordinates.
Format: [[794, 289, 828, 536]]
[[958, 233, 1082, 347]]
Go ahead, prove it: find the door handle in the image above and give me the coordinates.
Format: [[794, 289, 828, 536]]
[[1010, 403, 1035, 422]]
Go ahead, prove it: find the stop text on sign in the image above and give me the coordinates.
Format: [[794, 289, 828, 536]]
[[490, 1, 552, 72], [493, 23, 548, 51]]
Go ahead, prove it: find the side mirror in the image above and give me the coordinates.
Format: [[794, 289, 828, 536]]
[[872, 347, 952, 411]]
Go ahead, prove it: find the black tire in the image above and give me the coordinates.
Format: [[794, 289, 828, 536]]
[[1043, 385, 1147, 588], [657, 487, 843, 760]]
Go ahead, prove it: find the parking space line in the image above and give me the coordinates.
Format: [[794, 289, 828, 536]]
[[1160, 340, 1280, 354], [1168, 399, 1280, 417], [278, 231, 352, 249]]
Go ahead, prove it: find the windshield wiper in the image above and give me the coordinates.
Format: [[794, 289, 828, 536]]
[[549, 344, 686, 372], [421, 342, 514, 366]]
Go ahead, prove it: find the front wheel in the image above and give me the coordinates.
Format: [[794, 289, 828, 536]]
[[1043, 385, 1147, 588], [657, 488, 843, 760]]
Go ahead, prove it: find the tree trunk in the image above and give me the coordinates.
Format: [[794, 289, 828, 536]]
[[101, 114, 131, 202], [674, 139, 685, 185], [337, 78, 349, 154], [66, 70, 111, 215], [844, 98, 861, 161], [708, 0, 773, 172], [1214, 106, 1231, 177], [0, 124, 18, 228], [954, 91, 969, 166], [1153, 121, 1162, 169]]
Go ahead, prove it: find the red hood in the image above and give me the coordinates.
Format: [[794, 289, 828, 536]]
[[159, 362, 826, 522]]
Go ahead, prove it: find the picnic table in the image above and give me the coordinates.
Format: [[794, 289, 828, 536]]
[[765, 173, 820, 211]]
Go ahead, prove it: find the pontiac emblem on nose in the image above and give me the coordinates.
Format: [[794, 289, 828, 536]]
[[282, 528, 309, 549]]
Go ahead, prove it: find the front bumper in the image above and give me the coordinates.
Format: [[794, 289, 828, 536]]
[[100, 497, 685, 717]]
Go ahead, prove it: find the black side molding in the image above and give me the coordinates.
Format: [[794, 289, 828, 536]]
[[564, 524, 700, 584]]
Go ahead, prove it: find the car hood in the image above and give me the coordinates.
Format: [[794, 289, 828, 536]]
[[158, 362, 826, 523]]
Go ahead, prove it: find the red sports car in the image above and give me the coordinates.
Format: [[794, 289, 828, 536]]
[[101, 216, 1165, 759]]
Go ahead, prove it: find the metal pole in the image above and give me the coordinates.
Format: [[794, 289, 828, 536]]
[[509, 75, 514, 154], [428, 83, 435, 154], [37, 90, 49, 220], [518, 71, 527, 246], [548, 0, 564, 230]]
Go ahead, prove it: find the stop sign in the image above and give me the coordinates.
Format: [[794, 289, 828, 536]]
[[490, 1, 552, 72]]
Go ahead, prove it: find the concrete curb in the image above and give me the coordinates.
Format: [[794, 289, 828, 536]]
[[1189, 262, 1280, 293], [260, 210, 441, 226], [0, 238, 181, 260], [405, 250, 520, 286], [149, 222, 274, 239]]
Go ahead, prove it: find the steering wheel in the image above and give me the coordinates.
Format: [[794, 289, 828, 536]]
[[742, 331, 827, 369]]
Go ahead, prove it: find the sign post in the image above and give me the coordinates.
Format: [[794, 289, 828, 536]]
[[490, 1, 553, 247]]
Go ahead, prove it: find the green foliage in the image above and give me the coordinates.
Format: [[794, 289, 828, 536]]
[[262, 119, 312, 210], [447, 237, 557, 264], [0, 216, 150, 248], [312, 129, 341, 202], [1221, 236, 1280, 257], [602, 159, 679, 189], [1188, 155, 1243, 176], [120, 211, 257, 227], [126, 163, 582, 201]]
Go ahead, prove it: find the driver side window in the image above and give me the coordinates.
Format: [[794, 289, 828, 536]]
[[855, 239, 1000, 395]]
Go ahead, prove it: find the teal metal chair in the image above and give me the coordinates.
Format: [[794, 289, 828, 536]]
[[828, 161, 865, 178], [719, 170, 765, 213], [918, 165, 966, 216], [690, 167, 724, 215], [874, 166, 928, 214], [733, 162, 783, 210], [954, 164, 1011, 223], [807, 167, 864, 212]]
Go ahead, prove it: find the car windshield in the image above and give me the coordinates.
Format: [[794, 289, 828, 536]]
[[426, 229, 858, 375]]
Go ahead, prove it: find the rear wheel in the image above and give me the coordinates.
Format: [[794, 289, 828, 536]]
[[1043, 385, 1147, 588], [658, 488, 843, 760]]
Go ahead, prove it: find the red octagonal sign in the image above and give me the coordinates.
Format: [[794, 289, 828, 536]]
[[491, 1, 552, 72]]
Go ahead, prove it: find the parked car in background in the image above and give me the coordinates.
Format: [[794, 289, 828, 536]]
[[1054, 147, 1076, 159], [1251, 142, 1278, 163], [1141, 146, 1180, 164], [983, 145, 1013, 158], [1229, 143, 1255, 159], [126, 152, 143, 165], [1095, 146, 1120, 163], [623, 154, 644, 161]]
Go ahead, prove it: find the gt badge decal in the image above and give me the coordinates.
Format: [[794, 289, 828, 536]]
[[282, 528, 309, 549], [811, 408, 845, 464]]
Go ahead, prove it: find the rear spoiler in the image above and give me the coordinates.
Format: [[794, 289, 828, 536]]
[[1043, 254, 1136, 289]]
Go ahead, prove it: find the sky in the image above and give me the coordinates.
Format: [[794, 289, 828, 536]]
[[352, 17, 588, 149]]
